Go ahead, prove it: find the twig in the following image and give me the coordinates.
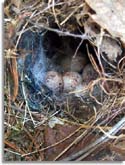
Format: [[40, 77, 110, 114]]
[[31, 2, 66, 18], [21, 70, 36, 126], [4, 122, 20, 131], [52, 0, 60, 27], [59, 117, 125, 130], [73, 38, 84, 58], [62, 116, 125, 161], [60, 3, 85, 26], [4, 148, 21, 156], [29, 21, 89, 40], [4, 140, 25, 156], [23, 127, 44, 159]]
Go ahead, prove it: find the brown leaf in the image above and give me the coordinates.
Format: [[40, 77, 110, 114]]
[[44, 124, 95, 160]]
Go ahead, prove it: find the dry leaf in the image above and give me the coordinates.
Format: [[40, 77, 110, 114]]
[[11, 0, 22, 9], [44, 124, 95, 160], [85, 0, 125, 43]]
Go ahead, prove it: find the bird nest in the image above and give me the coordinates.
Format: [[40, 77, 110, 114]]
[[4, 0, 125, 161]]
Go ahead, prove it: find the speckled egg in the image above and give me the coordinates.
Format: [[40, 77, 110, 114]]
[[71, 54, 88, 72], [45, 71, 63, 93], [63, 72, 82, 92], [82, 64, 98, 83]]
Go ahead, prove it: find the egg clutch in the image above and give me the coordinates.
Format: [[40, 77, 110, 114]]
[[44, 63, 98, 96], [43, 45, 98, 96]]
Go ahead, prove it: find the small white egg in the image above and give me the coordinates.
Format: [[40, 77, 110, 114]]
[[45, 71, 63, 93], [63, 72, 82, 92], [82, 64, 98, 83]]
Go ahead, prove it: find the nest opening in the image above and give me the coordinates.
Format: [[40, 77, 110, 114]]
[[17, 26, 102, 121]]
